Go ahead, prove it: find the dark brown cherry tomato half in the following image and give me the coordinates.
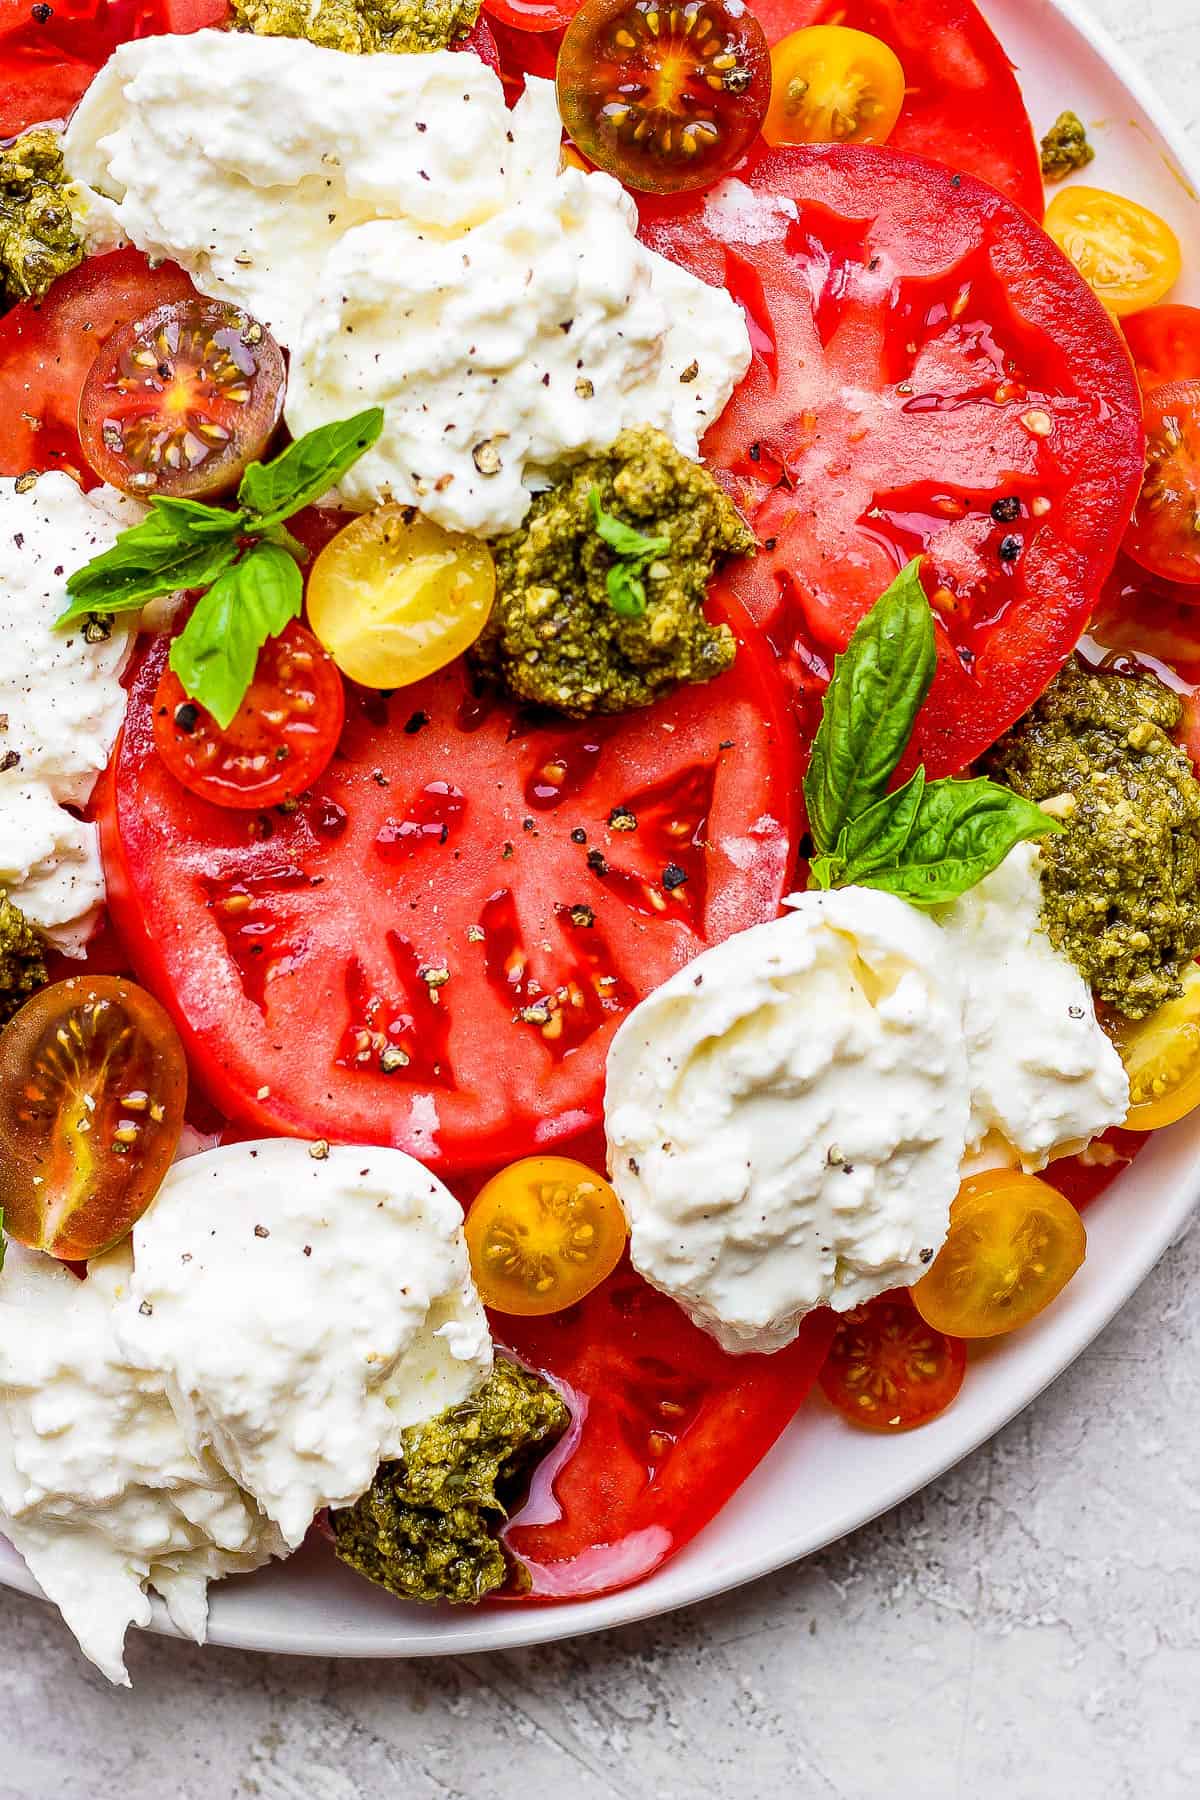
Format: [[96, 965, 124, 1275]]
[[78, 297, 285, 499], [819, 1290, 967, 1433], [1124, 380, 1200, 587], [153, 618, 346, 811], [556, 0, 771, 195], [0, 975, 187, 1261]]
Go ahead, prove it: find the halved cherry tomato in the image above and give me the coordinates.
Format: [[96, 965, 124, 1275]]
[[152, 618, 345, 811], [0, 974, 186, 1260], [78, 298, 285, 500], [556, 0, 771, 195], [306, 506, 496, 689], [1123, 304, 1200, 392], [1042, 1127, 1147, 1211], [639, 146, 1144, 775], [818, 1291, 966, 1432], [495, 1256, 835, 1598], [763, 25, 904, 149], [0, 249, 197, 484], [913, 1170, 1087, 1339], [1107, 960, 1200, 1131], [1044, 186, 1182, 319], [465, 1155, 627, 1315], [485, 0, 573, 30], [1124, 382, 1200, 587], [102, 590, 799, 1169]]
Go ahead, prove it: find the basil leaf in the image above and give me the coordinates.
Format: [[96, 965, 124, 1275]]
[[168, 543, 303, 730], [57, 516, 241, 626], [856, 777, 1060, 906], [606, 564, 647, 618], [151, 495, 248, 539], [836, 767, 927, 882], [238, 407, 384, 526], [589, 488, 671, 562], [803, 560, 936, 855]]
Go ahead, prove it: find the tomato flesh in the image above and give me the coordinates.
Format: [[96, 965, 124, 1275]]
[[763, 25, 905, 150], [1123, 304, 1200, 392], [913, 1170, 1087, 1339], [152, 618, 346, 812], [494, 1257, 834, 1598], [466, 1155, 627, 1315], [0, 974, 187, 1260], [102, 592, 799, 1170], [818, 1291, 966, 1432], [78, 297, 285, 499], [1124, 382, 1200, 587], [640, 143, 1144, 775]]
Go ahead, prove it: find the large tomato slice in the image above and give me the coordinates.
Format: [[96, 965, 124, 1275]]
[[0, 248, 196, 482], [641, 145, 1145, 775], [495, 1257, 835, 1599], [101, 595, 799, 1172]]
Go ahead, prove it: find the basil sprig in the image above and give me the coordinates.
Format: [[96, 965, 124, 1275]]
[[57, 407, 384, 730], [805, 561, 1059, 906], [589, 487, 670, 619]]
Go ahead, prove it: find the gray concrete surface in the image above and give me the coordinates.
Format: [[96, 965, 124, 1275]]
[[3, 2, 1200, 1794]]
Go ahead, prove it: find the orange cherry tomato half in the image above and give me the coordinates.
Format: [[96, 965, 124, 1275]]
[[465, 1155, 629, 1315], [78, 297, 285, 500], [1124, 380, 1200, 587], [0, 975, 187, 1261], [819, 1291, 966, 1433], [913, 1169, 1087, 1341], [1106, 959, 1200, 1131], [556, 0, 771, 196], [152, 618, 345, 811], [763, 25, 904, 150], [1123, 303, 1200, 392]]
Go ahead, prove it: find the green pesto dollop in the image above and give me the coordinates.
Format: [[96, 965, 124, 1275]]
[[0, 129, 83, 305], [985, 657, 1200, 1019], [230, 0, 480, 53], [0, 894, 47, 1028], [331, 1358, 570, 1606], [1040, 111, 1096, 182], [472, 426, 754, 718]]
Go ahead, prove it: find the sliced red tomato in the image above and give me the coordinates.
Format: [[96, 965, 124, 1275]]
[[1042, 1128, 1147, 1211], [641, 144, 1144, 775], [0, 248, 195, 483], [1123, 303, 1200, 392], [495, 1258, 834, 1599], [101, 592, 800, 1170]]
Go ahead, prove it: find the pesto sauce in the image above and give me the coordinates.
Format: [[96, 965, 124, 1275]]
[[0, 894, 46, 1027], [985, 658, 1200, 1018], [331, 1358, 570, 1606], [1040, 112, 1096, 182], [231, 0, 481, 53], [0, 130, 83, 306], [472, 426, 755, 718]]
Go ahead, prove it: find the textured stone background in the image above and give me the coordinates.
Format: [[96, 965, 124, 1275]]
[[4, 3, 1200, 1794]]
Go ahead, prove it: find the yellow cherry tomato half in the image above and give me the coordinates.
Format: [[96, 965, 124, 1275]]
[[1043, 185, 1182, 318], [306, 504, 495, 690], [465, 1155, 628, 1316], [1107, 960, 1200, 1130], [913, 1169, 1086, 1340], [762, 25, 905, 150]]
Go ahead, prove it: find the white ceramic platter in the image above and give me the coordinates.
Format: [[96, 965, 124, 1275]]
[[4, 0, 1200, 1662]]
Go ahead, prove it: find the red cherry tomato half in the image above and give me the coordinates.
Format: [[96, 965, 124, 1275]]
[[1125, 381, 1200, 587], [152, 619, 346, 811], [78, 298, 285, 500], [496, 1259, 835, 1599], [556, 0, 771, 195], [1123, 304, 1200, 392], [819, 1290, 966, 1432], [0, 974, 187, 1261]]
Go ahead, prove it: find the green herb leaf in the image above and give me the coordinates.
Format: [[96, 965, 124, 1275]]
[[803, 560, 936, 856], [835, 767, 927, 883], [855, 777, 1061, 906], [151, 495, 248, 539], [168, 543, 303, 730], [57, 509, 242, 626], [238, 407, 385, 527], [606, 564, 648, 618], [589, 487, 671, 563]]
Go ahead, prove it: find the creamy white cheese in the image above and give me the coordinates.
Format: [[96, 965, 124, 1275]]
[[936, 842, 1130, 1171], [605, 887, 973, 1354], [0, 473, 140, 951], [64, 32, 516, 345], [0, 1244, 282, 1687], [115, 1140, 493, 1549]]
